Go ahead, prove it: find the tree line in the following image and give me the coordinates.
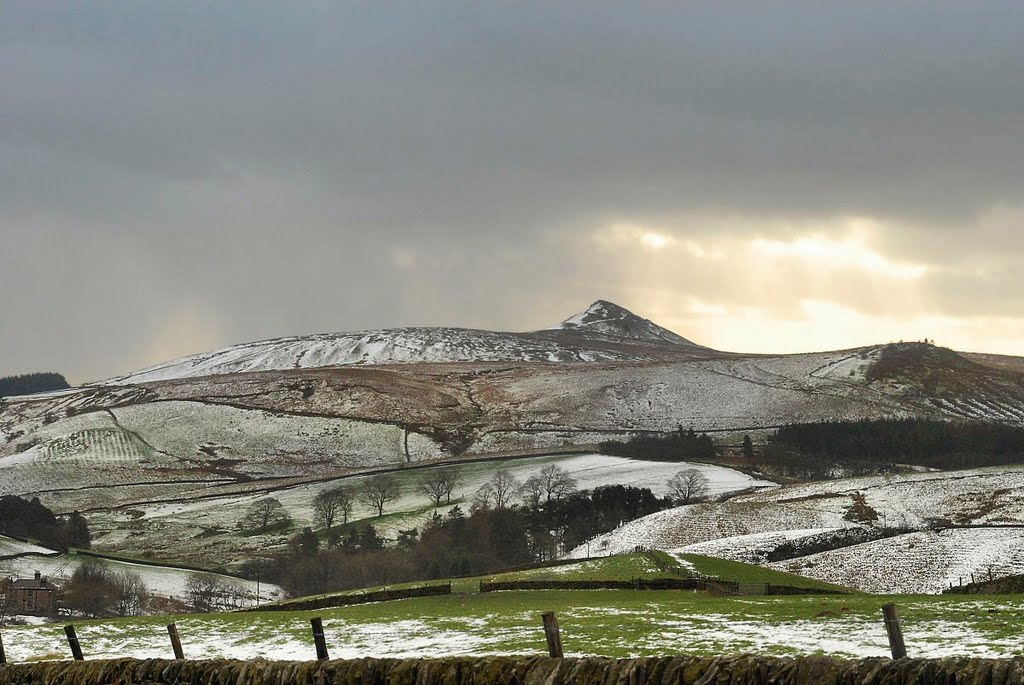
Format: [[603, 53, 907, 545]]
[[0, 495, 91, 550], [242, 465, 680, 598], [0, 372, 69, 398], [763, 417, 1024, 476], [598, 426, 717, 462]]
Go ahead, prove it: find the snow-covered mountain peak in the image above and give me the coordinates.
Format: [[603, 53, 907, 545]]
[[552, 300, 699, 347], [99, 300, 711, 385]]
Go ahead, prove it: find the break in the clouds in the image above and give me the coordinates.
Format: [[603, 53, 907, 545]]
[[1, 1, 1022, 382]]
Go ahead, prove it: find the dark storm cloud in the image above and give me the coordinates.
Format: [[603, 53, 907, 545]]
[[2, 1, 1022, 381]]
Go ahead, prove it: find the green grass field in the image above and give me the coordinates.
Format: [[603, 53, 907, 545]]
[[5, 552, 1020, 662], [5, 589, 1024, 662], [265, 551, 853, 612]]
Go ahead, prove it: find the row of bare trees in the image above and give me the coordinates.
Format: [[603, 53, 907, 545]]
[[307, 467, 464, 533], [472, 464, 578, 512], [245, 462, 709, 540]]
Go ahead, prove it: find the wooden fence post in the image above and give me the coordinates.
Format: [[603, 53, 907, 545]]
[[541, 612, 564, 658], [881, 603, 907, 659], [167, 623, 184, 660], [310, 617, 329, 661], [64, 625, 84, 661], [0, 630, 7, 665]]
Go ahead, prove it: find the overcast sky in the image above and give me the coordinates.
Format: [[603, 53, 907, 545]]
[[2, 2, 1022, 383]]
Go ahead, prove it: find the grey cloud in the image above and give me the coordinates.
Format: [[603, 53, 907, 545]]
[[2, 1, 1022, 380]]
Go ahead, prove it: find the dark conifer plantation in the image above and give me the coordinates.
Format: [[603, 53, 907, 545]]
[[767, 418, 1024, 472], [0, 372, 69, 398]]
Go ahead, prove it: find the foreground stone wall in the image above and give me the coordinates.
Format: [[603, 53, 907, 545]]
[[3, 655, 1024, 685]]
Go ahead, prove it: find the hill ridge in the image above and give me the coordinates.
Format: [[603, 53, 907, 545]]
[[99, 300, 711, 385]]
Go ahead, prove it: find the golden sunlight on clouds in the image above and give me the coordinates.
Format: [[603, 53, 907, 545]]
[[640, 231, 671, 250], [589, 216, 1023, 356], [749, 234, 928, 281], [644, 298, 1024, 356], [599, 223, 725, 259]]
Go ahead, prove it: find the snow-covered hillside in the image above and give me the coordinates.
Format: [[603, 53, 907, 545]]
[[0, 536, 281, 606], [571, 466, 1024, 593], [101, 301, 713, 385], [2, 299, 1023, 576], [80, 454, 773, 567], [550, 300, 701, 347]]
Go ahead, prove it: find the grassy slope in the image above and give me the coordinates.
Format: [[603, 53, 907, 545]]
[[264, 552, 854, 613], [671, 552, 852, 592]]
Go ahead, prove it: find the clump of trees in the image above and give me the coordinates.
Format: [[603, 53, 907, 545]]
[[599, 427, 716, 462], [418, 467, 461, 507], [0, 372, 69, 398], [237, 498, 292, 534], [254, 465, 673, 599], [473, 469, 519, 510], [0, 495, 91, 549], [184, 572, 249, 612], [60, 559, 148, 617], [313, 486, 354, 529]]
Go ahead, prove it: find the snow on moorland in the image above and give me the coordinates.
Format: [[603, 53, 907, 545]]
[[571, 466, 1024, 592], [769, 528, 1024, 594]]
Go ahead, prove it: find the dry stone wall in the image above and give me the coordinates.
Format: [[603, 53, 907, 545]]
[[3, 655, 1024, 685]]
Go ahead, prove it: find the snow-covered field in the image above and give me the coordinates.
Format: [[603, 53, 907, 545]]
[[769, 528, 1024, 594], [571, 466, 1024, 592], [3, 593, 1024, 661], [113, 401, 411, 475], [0, 535, 56, 557], [673, 529, 841, 565], [82, 454, 771, 567], [568, 502, 850, 560], [0, 548, 280, 606]]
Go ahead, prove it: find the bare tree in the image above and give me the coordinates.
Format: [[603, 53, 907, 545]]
[[474, 469, 521, 511], [418, 471, 448, 507], [667, 468, 710, 504], [471, 483, 495, 512], [437, 466, 461, 504], [489, 470, 520, 509], [537, 464, 577, 502], [314, 486, 353, 529], [112, 570, 148, 617], [361, 474, 400, 517], [238, 498, 292, 534], [520, 475, 545, 507], [185, 573, 228, 613]]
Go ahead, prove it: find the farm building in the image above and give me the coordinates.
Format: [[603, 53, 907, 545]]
[[4, 571, 59, 616]]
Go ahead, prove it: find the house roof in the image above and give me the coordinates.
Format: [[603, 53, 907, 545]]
[[11, 577, 58, 591]]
